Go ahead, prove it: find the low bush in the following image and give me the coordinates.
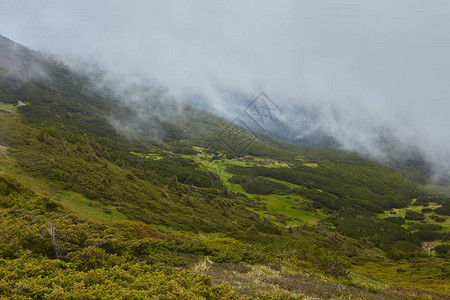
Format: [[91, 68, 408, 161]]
[[434, 244, 450, 255], [384, 216, 405, 225], [405, 211, 424, 220]]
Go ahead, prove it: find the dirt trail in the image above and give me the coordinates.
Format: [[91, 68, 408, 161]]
[[0, 145, 7, 158]]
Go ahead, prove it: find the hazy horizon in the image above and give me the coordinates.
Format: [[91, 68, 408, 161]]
[[1, 0, 450, 177]]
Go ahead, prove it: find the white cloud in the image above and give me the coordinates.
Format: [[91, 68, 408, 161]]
[[1, 0, 450, 174]]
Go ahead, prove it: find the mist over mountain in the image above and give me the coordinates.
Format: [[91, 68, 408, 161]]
[[1, 1, 450, 181]]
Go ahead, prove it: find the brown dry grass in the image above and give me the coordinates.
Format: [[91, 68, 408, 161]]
[[191, 258, 419, 299], [0, 145, 8, 158]]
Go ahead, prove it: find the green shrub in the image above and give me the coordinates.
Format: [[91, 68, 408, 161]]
[[415, 230, 440, 242], [387, 241, 423, 260], [384, 216, 405, 225], [434, 204, 450, 216], [431, 216, 446, 222], [405, 210, 424, 220], [434, 244, 450, 255], [69, 246, 121, 271]]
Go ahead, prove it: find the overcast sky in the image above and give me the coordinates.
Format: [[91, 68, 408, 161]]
[[1, 1, 450, 174]]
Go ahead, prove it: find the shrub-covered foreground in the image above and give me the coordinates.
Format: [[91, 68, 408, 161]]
[[0, 174, 345, 299], [0, 255, 236, 299], [3, 172, 448, 299]]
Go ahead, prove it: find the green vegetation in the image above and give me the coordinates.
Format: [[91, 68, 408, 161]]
[[264, 194, 331, 225], [0, 101, 17, 112], [303, 162, 318, 168], [405, 210, 425, 221], [0, 35, 449, 298], [421, 184, 450, 196], [58, 191, 127, 222], [378, 199, 450, 231]]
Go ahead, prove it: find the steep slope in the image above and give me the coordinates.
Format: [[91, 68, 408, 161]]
[[0, 35, 449, 298]]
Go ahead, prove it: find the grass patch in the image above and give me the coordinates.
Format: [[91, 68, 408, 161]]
[[264, 194, 331, 225], [58, 191, 127, 222], [248, 208, 280, 223], [130, 151, 162, 160], [303, 163, 319, 168], [264, 177, 303, 189], [0, 102, 17, 113], [352, 261, 450, 295]]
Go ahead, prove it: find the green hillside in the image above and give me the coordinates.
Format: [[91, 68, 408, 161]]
[[0, 35, 449, 299]]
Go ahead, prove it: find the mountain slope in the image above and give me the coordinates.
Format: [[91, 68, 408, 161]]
[[0, 34, 449, 299]]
